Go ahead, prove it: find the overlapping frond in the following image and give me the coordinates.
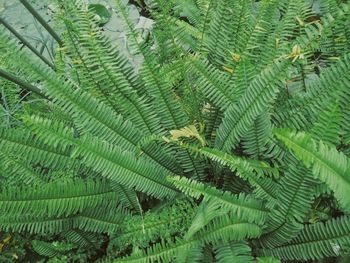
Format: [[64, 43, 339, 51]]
[[215, 61, 287, 152], [114, 214, 262, 263], [214, 241, 253, 263], [169, 176, 267, 225], [0, 206, 127, 235], [258, 160, 317, 248], [0, 179, 117, 217], [115, 0, 189, 130], [24, 115, 179, 199], [260, 216, 350, 261], [274, 129, 350, 212]]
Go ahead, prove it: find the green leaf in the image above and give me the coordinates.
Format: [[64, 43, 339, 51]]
[[88, 4, 111, 26]]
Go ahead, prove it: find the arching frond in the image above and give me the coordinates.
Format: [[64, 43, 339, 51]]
[[258, 160, 317, 248], [169, 176, 268, 225], [214, 241, 253, 263], [309, 100, 342, 145], [0, 206, 127, 235], [112, 199, 195, 250], [260, 216, 350, 261], [215, 60, 287, 152], [115, 214, 262, 263], [274, 128, 350, 212], [0, 179, 117, 217]]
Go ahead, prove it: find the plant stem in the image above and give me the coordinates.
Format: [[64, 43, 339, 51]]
[[19, 0, 63, 46], [0, 68, 47, 98], [0, 17, 55, 69]]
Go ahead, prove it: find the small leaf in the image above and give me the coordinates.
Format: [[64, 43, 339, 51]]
[[88, 4, 111, 26]]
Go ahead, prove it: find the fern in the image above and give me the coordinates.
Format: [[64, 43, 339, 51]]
[[214, 241, 253, 263], [0, 0, 349, 261], [261, 216, 350, 261], [274, 128, 350, 212], [169, 176, 267, 225], [115, 214, 262, 262]]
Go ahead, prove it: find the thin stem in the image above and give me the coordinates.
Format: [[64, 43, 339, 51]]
[[19, 0, 63, 46], [0, 17, 55, 69], [0, 68, 47, 99]]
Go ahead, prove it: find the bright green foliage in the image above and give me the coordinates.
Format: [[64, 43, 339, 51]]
[[214, 241, 254, 263], [274, 128, 350, 212], [0, 0, 349, 262], [169, 176, 267, 225], [261, 216, 350, 261]]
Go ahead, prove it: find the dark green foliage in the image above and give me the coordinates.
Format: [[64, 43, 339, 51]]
[[0, 0, 349, 262]]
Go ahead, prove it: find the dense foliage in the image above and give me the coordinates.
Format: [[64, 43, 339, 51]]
[[0, 0, 350, 262]]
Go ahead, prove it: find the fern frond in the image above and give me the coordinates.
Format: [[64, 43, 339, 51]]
[[0, 206, 126, 234], [0, 179, 117, 217], [115, 0, 189, 130], [0, 128, 76, 170], [215, 60, 287, 152], [25, 115, 179, 198], [0, 151, 43, 186], [186, 58, 234, 110], [274, 128, 350, 212], [113, 199, 195, 250], [189, 146, 280, 202], [258, 161, 317, 248], [62, 229, 100, 248], [214, 241, 253, 263], [242, 112, 272, 159], [260, 216, 350, 261], [204, 0, 235, 66], [60, 1, 163, 135], [309, 100, 342, 145], [115, 214, 262, 263], [31, 240, 75, 258], [169, 176, 267, 225]]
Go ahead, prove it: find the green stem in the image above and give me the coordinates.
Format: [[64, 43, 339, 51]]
[[0, 17, 55, 69], [19, 0, 63, 46], [0, 68, 47, 98]]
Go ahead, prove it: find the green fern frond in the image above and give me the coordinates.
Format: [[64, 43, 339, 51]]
[[309, 100, 342, 145], [186, 58, 234, 110], [24, 115, 179, 198], [60, 1, 163, 136], [0, 179, 117, 217], [31, 240, 75, 258], [242, 112, 272, 159], [274, 128, 350, 212], [169, 176, 267, 225], [115, 214, 262, 263], [115, 0, 189, 130], [0, 151, 43, 186], [112, 199, 195, 250], [188, 146, 280, 202], [0, 206, 127, 234], [214, 241, 253, 263], [260, 216, 350, 261], [215, 60, 287, 152], [0, 128, 76, 170], [258, 161, 317, 248]]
